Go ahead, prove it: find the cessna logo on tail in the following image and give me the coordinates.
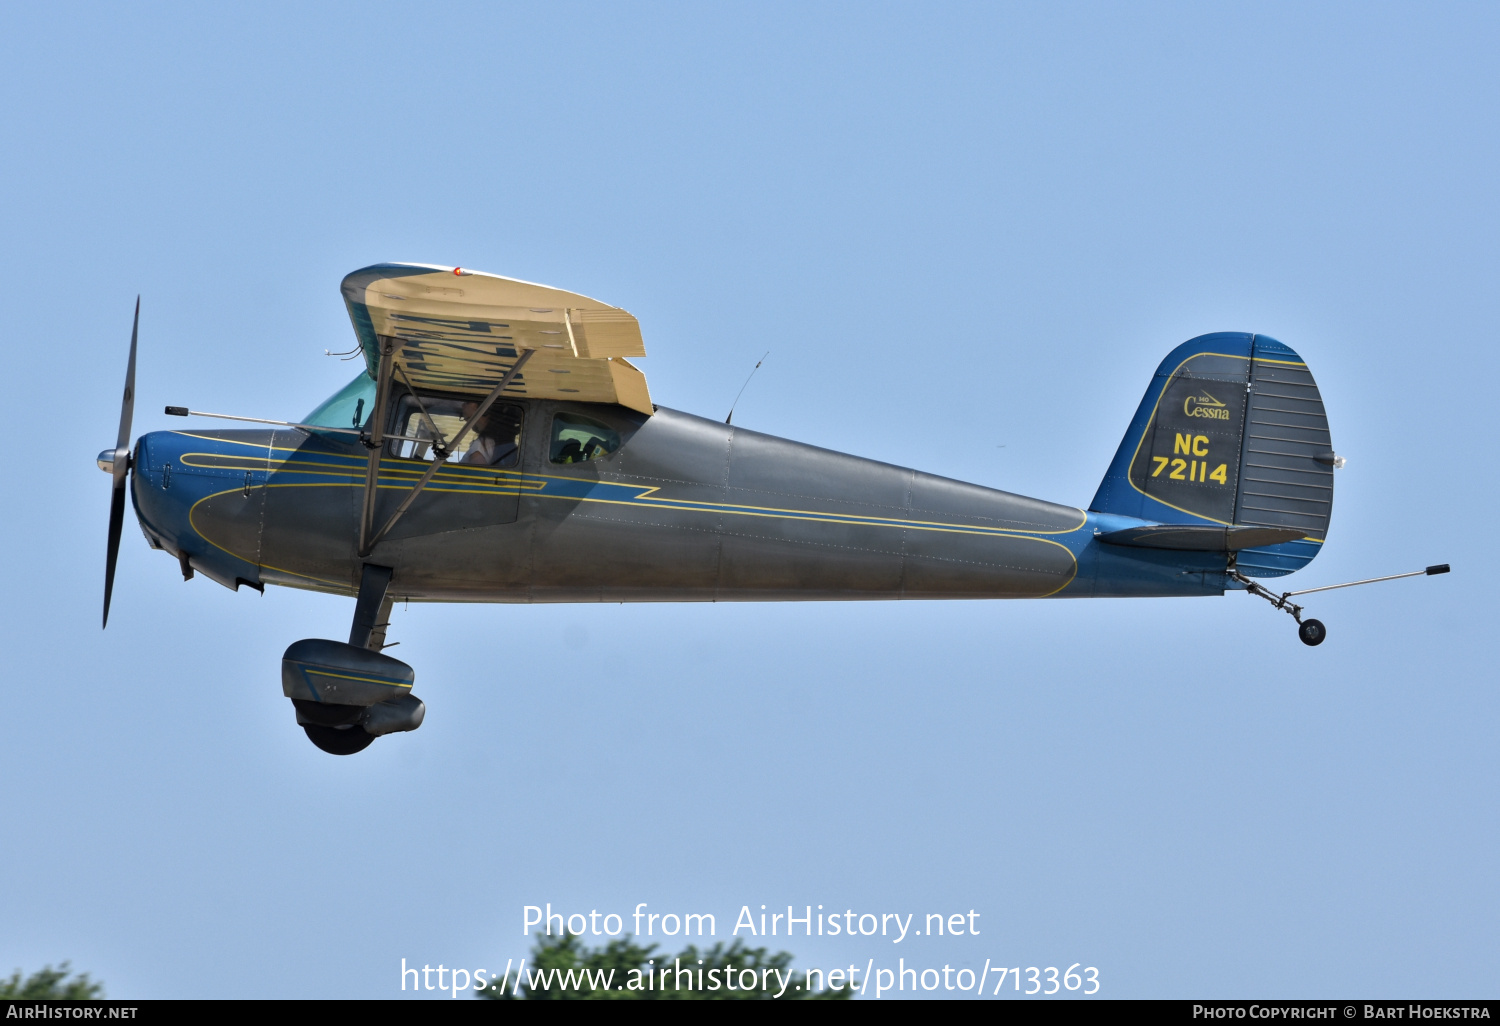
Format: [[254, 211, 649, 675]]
[[1184, 391, 1230, 420]]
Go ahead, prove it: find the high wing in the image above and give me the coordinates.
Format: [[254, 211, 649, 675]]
[[340, 263, 652, 415]]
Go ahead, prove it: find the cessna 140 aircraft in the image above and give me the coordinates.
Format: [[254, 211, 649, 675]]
[[97, 263, 1447, 755]]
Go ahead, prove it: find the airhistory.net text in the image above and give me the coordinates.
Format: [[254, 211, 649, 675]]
[[523, 903, 981, 943]]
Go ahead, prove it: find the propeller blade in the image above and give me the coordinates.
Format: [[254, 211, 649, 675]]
[[115, 297, 138, 474], [104, 484, 125, 628], [104, 297, 139, 629]]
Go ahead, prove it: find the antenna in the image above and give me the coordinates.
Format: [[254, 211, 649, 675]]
[[726, 351, 770, 425]]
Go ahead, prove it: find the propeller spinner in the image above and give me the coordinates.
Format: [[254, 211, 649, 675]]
[[101, 298, 138, 628]]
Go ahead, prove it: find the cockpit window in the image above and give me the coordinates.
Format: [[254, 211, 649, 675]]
[[390, 396, 523, 468], [303, 372, 376, 432], [550, 412, 620, 464]]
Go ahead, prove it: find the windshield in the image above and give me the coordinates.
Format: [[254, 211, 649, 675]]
[[304, 372, 376, 431]]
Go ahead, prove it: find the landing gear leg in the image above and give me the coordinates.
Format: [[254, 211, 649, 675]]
[[1229, 569, 1327, 647], [349, 563, 394, 650]]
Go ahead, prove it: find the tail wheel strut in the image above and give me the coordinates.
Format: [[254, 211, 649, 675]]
[[1230, 569, 1325, 646], [1231, 562, 1452, 647]]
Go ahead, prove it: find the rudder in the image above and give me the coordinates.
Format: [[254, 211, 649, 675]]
[[1091, 333, 1336, 577]]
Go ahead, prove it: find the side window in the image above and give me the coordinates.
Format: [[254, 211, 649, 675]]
[[550, 412, 620, 464], [390, 396, 523, 469]]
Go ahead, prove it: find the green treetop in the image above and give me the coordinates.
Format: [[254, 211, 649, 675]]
[[480, 934, 850, 1000], [0, 963, 103, 1000]]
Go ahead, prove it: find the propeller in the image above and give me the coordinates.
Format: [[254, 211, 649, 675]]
[[102, 297, 138, 628]]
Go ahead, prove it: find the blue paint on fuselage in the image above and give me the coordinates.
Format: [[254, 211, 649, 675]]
[[131, 424, 1239, 602], [132, 430, 266, 589]]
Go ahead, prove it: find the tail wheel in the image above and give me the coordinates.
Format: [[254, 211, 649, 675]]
[[1298, 618, 1327, 647], [302, 723, 375, 755]]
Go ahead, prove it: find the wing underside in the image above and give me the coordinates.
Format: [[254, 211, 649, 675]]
[[340, 263, 652, 414]]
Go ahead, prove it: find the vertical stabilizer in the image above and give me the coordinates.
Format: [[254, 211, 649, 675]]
[[1090, 333, 1335, 577]]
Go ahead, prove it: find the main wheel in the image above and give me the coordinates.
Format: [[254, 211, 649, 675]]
[[1298, 618, 1326, 647], [292, 699, 364, 727], [302, 723, 375, 755]]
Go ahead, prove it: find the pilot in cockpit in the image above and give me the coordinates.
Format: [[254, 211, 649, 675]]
[[460, 402, 520, 467]]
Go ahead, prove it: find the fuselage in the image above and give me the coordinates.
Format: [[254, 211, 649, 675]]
[[130, 401, 1229, 604]]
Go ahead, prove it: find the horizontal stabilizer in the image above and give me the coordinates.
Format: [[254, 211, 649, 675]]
[[1098, 525, 1308, 551]]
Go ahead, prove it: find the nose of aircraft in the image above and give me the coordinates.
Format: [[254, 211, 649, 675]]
[[96, 448, 127, 474], [128, 429, 268, 593], [130, 431, 187, 544]]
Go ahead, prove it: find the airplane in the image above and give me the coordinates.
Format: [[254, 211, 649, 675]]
[[96, 263, 1450, 755]]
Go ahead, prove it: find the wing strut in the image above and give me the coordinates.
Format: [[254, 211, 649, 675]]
[[358, 348, 534, 558], [357, 337, 400, 557]]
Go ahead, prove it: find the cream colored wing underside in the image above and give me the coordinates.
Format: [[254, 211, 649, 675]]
[[341, 263, 652, 415]]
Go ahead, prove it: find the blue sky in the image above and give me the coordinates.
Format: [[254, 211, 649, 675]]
[[1, 1, 1495, 999]]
